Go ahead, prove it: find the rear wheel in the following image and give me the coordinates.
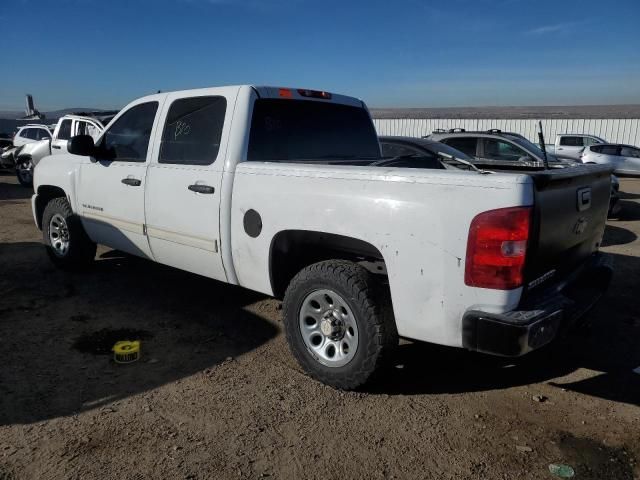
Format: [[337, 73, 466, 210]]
[[283, 260, 397, 390], [16, 158, 33, 187], [42, 197, 96, 270]]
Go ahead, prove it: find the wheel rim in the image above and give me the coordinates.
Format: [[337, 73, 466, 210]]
[[49, 213, 70, 257], [17, 161, 33, 183], [299, 289, 359, 368]]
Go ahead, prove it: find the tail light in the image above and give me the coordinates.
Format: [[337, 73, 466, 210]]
[[465, 206, 532, 290]]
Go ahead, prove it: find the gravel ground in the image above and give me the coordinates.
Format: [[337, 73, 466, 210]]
[[0, 171, 639, 480]]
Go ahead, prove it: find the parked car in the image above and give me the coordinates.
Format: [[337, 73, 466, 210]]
[[581, 144, 640, 176], [15, 114, 109, 187], [32, 85, 613, 389], [12, 124, 52, 147], [545, 134, 606, 161], [426, 129, 620, 216]]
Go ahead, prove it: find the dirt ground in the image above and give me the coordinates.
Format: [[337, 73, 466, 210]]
[[0, 171, 639, 480]]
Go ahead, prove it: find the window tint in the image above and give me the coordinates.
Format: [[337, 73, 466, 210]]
[[75, 121, 88, 136], [247, 99, 379, 161], [100, 102, 158, 162], [590, 145, 602, 153], [57, 120, 73, 140], [584, 137, 601, 146], [620, 147, 640, 158], [559, 136, 583, 146], [600, 145, 620, 155], [159, 96, 226, 165], [22, 128, 36, 139], [37, 129, 51, 140], [442, 137, 477, 157], [482, 139, 528, 161], [381, 143, 424, 158]]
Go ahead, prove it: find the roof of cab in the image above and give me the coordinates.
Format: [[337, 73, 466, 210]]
[[133, 85, 364, 108]]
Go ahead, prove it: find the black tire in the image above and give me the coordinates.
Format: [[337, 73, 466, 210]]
[[42, 197, 96, 270], [283, 260, 397, 390], [16, 159, 33, 187]]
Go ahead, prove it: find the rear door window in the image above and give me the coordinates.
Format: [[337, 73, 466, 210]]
[[247, 99, 380, 161], [442, 137, 477, 157], [600, 145, 620, 155], [159, 96, 227, 166]]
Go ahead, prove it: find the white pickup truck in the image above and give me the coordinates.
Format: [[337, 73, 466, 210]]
[[545, 134, 606, 161], [32, 85, 614, 389], [15, 113, 111, 187]]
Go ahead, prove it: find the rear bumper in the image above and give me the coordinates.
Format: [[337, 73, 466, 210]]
[[462, 252, 613, 357]]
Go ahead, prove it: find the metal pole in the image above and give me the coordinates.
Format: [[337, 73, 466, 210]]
[[538, 120, 549, 169]]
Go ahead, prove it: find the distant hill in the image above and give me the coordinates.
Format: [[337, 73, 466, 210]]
[[370, 104, 640, 119]]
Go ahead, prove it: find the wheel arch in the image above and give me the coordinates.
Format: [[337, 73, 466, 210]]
[[268, 229, 387, 299], [34, 185, 69, 230]]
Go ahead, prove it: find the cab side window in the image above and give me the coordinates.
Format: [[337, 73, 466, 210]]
[[159, 96, 227, 166], [100, 102, 159, 162], [57, 120, 73, 140]]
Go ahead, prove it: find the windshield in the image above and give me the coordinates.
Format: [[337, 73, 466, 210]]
[[247, 99, 380, 162]]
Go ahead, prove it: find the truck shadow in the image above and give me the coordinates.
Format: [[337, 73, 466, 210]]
[[0, 242, 278, 426], [601, 224, 637, 247], [367, 251, 640, 406], [0, 171, 32, 201]]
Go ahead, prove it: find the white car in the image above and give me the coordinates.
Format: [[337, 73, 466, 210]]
[[15, 114, 108, 186], [32, 85, 613, 389], [12, 124, 52, 147], [581, 144, 640, 176]]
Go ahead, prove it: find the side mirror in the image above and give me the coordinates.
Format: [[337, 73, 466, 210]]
[[67, 135, 95, 157]]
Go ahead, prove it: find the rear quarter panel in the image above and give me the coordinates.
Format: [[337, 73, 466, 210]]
[[231, 163, 534, 347]]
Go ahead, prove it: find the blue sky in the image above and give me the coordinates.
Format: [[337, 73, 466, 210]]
[[1, 0, 639, 110]]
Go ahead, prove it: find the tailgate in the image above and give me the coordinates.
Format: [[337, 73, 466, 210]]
[[524, 164, 613, 292]]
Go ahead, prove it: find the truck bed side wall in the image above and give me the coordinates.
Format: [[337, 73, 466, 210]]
[[230, 164, 533, 347]]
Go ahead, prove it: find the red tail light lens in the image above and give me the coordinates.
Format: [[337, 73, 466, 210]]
[[465, 206, 532, 290]]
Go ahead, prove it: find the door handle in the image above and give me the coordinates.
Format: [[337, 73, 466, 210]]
[[121, 177, 142, 187], [188, 184, 215, 194], [52, 145, 61, 149]]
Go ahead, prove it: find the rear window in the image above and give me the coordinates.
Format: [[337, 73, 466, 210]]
[[247, 99, 379, 161]]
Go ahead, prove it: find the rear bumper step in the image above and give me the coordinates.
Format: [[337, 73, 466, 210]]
[[462, 252, 613, 357]]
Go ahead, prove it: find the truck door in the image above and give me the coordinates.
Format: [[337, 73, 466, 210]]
[[77, 101, 161, 258], [51, 119, 72, 154], [144, 90, 234, 282]]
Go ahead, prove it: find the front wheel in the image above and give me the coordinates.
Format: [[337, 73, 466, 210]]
[[42, 197, 96, 270], [283, 260, 397, 390], [16, 158, 33, 187]]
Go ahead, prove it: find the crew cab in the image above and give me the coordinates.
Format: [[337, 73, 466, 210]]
[[545, 134, 606, 161], [32, 86, 613, 389], [15, 113, 113, 187]]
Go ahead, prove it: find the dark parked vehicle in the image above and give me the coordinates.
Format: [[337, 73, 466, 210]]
[[414, 129, 620, 216]]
